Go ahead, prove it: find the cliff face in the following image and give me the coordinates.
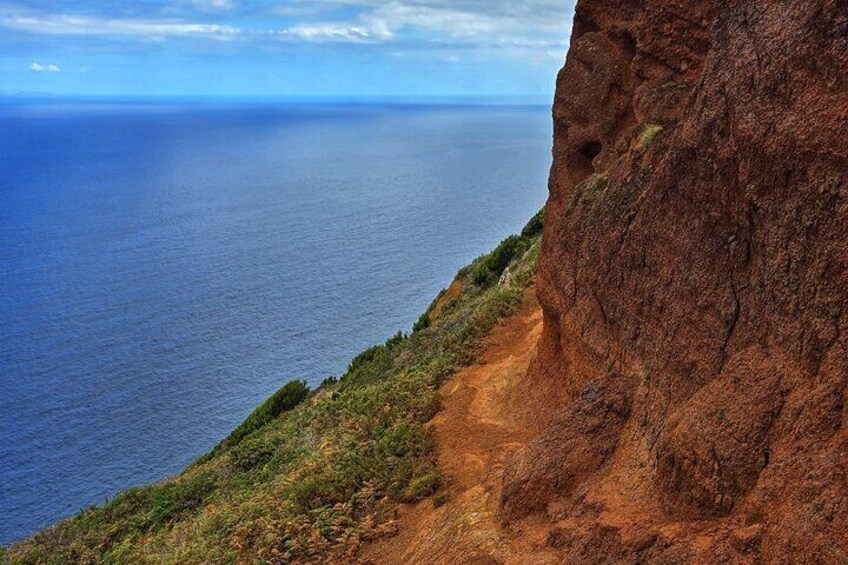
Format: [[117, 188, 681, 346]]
[[503, 1, 848, 562]]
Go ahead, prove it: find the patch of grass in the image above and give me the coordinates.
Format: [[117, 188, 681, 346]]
[[147, 471, 219, 527], [637, 123, 664, 151], [399, 470, 441, 502], [5, 212, 543, 565]]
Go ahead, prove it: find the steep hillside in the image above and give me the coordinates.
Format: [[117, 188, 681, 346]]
[[3, 220, 543, 564], [499, 0, 848, 563]]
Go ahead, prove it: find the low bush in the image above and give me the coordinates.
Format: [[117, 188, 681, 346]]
[[521, 207, 545, 238], [399, 470, 441, 502], [219, 379, 310, 450], [147, 471, 219, 527], [412, 311, 430, 332], [473, 235, 528, 286], [230, 437, 275, 470], [341, 343, 396, 388], [385, 331, 407, 349], [347, 345, 382, 374]]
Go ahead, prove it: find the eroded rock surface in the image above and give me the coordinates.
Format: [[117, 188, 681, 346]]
[[502, 1, 848, 562]]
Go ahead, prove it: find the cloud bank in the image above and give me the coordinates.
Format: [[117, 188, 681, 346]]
[[1, 0, 576, 97], [29, 62, 61, 72], [0, 0, 573, 51]]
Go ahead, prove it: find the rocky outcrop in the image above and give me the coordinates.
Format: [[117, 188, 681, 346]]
[[500, 378, 631, 523], [502, 1, 848, 562]]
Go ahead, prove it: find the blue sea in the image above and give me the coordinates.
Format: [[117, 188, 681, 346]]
[[0, 100, 551, 545]]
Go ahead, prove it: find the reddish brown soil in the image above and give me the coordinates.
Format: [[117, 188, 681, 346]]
[[363, 288, 559, 565], [429, 280, 463, 321]]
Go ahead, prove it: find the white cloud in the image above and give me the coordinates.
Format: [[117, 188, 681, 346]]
[[3, 14, 240, 40], [273, 23, 384, 43], [364, 3, 498, 40], [191, 0, 235, 11], [30, 62, 61, 72], [0, 0, 573, 55], [270, 0, 572, 49]]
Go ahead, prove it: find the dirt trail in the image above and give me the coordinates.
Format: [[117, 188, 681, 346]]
[[362, 288, 558, 565], [360, 286, 732, 565]]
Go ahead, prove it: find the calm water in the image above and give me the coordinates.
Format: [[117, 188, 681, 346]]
[[0, 100, 550, 544]]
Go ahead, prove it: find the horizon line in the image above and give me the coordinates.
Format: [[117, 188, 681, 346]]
[[0, 93, 554, 106]]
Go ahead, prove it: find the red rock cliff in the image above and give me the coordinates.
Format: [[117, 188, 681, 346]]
[[501, 1, 848, 562]]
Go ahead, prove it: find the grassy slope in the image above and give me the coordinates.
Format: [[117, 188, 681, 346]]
[[4, 211, 543, 565]]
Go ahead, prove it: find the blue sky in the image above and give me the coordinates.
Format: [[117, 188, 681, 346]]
[[0, 0, 576, 98]]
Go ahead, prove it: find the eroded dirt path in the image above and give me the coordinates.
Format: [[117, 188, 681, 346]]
[[362, 288, 559, 565]]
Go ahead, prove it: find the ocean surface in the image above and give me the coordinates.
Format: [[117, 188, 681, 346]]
[[0, 100, 551, 545]]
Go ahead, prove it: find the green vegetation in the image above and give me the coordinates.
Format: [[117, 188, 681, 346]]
[[412, 311, 430, 332], [637, 123, 664, 150], [4, 211, 543, 565], [207, 380, 310, 459], [521, 207, 545, 238], [472, 235, 529, 286], [412, 287, 448, 333]]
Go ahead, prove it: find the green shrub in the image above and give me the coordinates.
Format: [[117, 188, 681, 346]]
[[147, 471, 218, 527], [473, 235, 528, 286], [376, 423, 433, 460], [521, 207, 545, 238], [399, 471, 441, 502], [289, 473, 328, 511], [341, 342, 397, 388], [218, 380, 309, 450], [230, 437, 275, 470], [412, 311, 430, 332], [385, 331, 407, 349], [490, 236, 527, 274], [347, 345, 382, 374]]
